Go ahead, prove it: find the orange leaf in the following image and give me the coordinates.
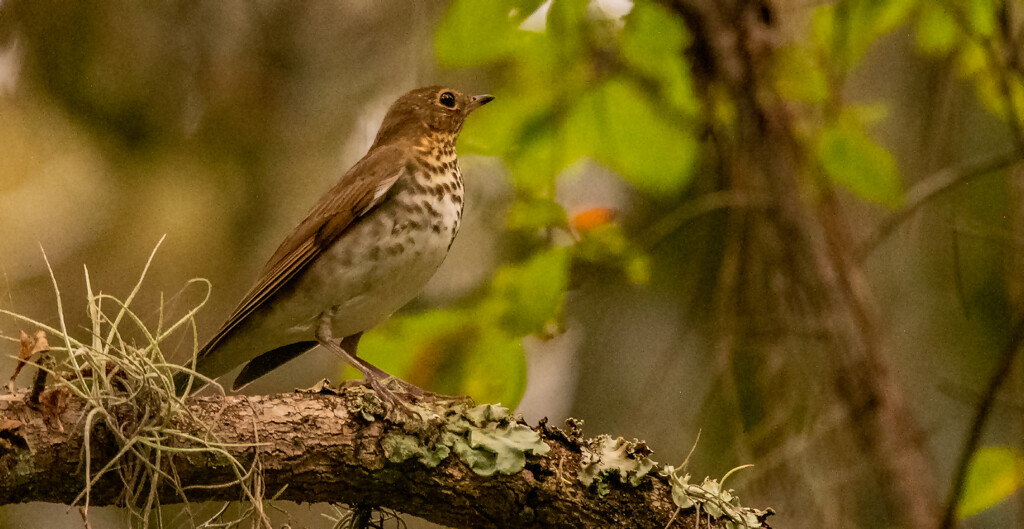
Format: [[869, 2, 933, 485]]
[[571, 207, 617, 233]]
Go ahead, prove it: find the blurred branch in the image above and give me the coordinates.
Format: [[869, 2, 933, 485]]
[[944, 1, 1024, 158], [639, 190, 772, 250], [939, 315, 1024, 529], [658, 1, 943, 527], [0, 389, 766, 529], [856, 152, 1020, 261]]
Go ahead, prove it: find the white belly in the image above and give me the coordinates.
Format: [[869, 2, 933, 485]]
[[314, 223, 453, 335], [267, 188, 462, 341], [194, 159, 466, 382]]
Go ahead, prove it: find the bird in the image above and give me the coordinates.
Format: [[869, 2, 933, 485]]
[[175, 86, 494, 411]]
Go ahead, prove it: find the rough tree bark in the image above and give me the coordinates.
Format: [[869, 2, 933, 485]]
[[0, 387, 772, 529]]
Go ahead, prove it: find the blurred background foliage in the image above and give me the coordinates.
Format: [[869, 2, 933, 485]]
[[3, 0, 1024, 528]]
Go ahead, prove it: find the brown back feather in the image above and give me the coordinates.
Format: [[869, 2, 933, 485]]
[[196, 141, 410, 360]]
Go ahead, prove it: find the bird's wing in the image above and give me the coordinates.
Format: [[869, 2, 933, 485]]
[[195, 142, 411, 362], [232, 341, 318, 390]]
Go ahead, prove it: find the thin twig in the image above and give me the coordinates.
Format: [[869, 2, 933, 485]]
[[939, 314, 1024, 529], [639, 190, 771, 251], [857, 152, 1019, 261], [664, 506, 682, 529], [77, 506, 92, 529]]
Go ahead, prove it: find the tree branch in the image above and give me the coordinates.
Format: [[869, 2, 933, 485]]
[[939, 314, 1024, 529], [856, 152, 1019, 262], [0, 387, 772, 529]]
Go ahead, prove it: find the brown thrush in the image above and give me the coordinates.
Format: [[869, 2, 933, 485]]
[[176, 86, 493, 410]]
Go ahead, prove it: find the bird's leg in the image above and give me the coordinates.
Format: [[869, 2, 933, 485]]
[[340, 332, 428, 397], [315, 313, 413, 416], [344, 332, 472, 406], [340, 331, 470, 405]]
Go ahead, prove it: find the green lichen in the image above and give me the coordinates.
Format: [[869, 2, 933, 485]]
[[578, 435, 656, 492], [661, 466, 774, 529], [380, 434, 450, 467], [382, 402, 549, 476], [300, 379, 386, 421], [345, 388, 387, 422]]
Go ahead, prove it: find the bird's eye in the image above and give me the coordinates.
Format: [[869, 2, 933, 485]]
[[438, 91, 456, 108]]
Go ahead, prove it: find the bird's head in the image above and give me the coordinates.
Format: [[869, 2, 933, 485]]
[[371, 86, 494, 148]]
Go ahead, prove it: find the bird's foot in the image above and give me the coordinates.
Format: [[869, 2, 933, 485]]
[[365, 375, 434, 421], [378, 376, 427, 396], [377, 377, 475, 407], [409, 390, 474, 406]]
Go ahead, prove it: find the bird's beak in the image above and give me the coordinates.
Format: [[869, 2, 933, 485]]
[[467, 94, 495, 113]]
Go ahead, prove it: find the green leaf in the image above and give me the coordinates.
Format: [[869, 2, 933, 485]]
[[509, 120, 569, 192], [868, 0, 915, 34], [566, 79, 698, 195], [459, 89, 556, 158], [493, 247, 569, 335], [773, 45, 828, 103], [507, 196, 569, 232], [546, 0, 589, 47], [462, 329, 528, 408], [570, 222, 650, 284], [956, 40, 989, 77], [849, 102, 889, 127], [356, 309, 528, 407], [817, 120, 902, 207], [916, 4, 959, 54], [435, 0, 532, 67], [811, 0, 914, 67], [958, 447, 1024, 519], [622, 2, 686, 65], [963, 0, 998, 37], [620, 2, 698, 114], [625, 254, 651, 284], [573, 222, 628, 261], [356, 309, 473, 380]]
